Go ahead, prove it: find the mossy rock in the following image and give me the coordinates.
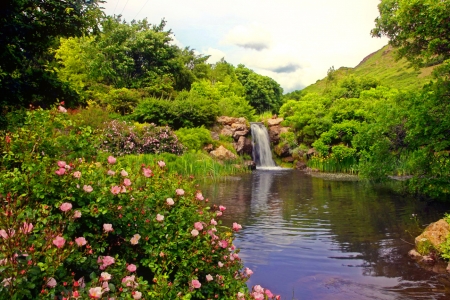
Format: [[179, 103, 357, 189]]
[[415, 219, 450, 255]]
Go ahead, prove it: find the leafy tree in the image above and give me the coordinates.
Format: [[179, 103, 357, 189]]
[[0, 0, 102, 110], [372, 0, 450, 67], [235, 64, 284, 114]]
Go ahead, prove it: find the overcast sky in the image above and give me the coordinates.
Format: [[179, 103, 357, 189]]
[[100, 0, 389, 92]]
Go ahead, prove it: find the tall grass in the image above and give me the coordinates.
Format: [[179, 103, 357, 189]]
[[119, 152, 248, 181], [307, 156, 358, 174]]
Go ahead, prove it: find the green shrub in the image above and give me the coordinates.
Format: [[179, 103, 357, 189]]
[[175, 127, 214, 152]]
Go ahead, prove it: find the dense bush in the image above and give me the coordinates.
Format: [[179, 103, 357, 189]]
[[0, 106, 280, 299], [99, 120, 184, 157], [175, 127, 214, 152]]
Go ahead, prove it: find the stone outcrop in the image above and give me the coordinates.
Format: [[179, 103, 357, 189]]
[[215, 116, 252, 156], [415, 219, 450, 250], [210, 145, 237, 160]]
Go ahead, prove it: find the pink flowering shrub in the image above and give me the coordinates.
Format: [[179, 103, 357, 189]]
[[99, 120, 184, 156], [0, 106, 279, 299]]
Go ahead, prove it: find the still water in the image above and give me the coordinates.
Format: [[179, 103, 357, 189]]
[[203, 169, 450, 300]]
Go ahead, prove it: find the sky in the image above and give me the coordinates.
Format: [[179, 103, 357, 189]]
[[100, 0, 389, 93]]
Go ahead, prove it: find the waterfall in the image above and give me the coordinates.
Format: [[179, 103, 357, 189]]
[[250, 123, 280, 169]]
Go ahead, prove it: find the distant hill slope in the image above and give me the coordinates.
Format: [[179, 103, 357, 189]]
[[298, 45, 436, 95]]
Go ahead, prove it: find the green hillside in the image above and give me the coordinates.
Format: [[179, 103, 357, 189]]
[[300, 45, 436, 95]]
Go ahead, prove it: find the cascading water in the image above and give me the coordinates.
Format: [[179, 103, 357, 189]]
[[250, 123, 280, 169]]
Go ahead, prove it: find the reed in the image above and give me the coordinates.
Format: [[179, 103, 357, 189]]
[[307, 156, 359, 174]]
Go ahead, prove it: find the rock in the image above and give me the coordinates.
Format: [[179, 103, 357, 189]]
[[203, 144, 214, 152], [242, 137, 253, 156], [237, 117, 247, 124], [231, 123, 247, 131], [233, 129, 249, 140], [274, 143, 290, 157], [267, 117, 283, 126], [217, 116, 237, 125], [210, 145, 237, 160], [422, 255, 435, 264], [210, 131, 219, 141], [220, 126, 234, 136], [408, 249, 422, 259], [234, 136, 246, 154], [244, 160, 256, 170], [269, 125, 281, 144], [282, 156, 295, 163], [415, 219, 450, 251], [295, 161, 307, 170]]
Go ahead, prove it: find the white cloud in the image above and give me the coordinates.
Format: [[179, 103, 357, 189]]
[[202, 48, 227, 64], [221, 23, 273, 51]]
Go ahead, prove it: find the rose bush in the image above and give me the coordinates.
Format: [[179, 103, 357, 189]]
[[0, 106, 280, 299]]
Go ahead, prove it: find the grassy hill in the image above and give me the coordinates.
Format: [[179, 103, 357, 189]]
[[298, 45, 436, 95]]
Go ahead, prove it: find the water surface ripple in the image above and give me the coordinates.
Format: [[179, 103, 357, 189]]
[[204, 170, 450, 300]]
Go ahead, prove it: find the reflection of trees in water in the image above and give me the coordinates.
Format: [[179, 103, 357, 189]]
[[203, 171, 450, 297]]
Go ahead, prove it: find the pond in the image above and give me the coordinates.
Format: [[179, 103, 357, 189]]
[[203, 169, 450, 300]]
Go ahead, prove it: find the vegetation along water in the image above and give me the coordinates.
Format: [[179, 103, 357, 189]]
[[1, 0, 450, 299]]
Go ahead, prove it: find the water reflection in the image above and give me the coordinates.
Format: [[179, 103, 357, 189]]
[[203, 170, 450, 300]]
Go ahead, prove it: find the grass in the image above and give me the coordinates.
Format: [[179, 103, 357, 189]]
[[307, 156, 358, 174], [119, 152, 249, 181]]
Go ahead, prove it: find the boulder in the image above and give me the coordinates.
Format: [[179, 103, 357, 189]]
[[274, 143, 290, 157], [244, 160, 256, 170], [210, 131, 219, 141], [210, 145, 237, 160], [217, 116, 237, 125], [233, 129, 249, 140], [267, 117, 283, 126], [234, 136, 246, 154], [295, 161, 307, 170], [242, 137, 253, 156], [268, 126, 289, 144], [203, 144, 214, 152], [220, 126, 234, 137], [415, 219, 450, 251], [231, 123, 247, 131]]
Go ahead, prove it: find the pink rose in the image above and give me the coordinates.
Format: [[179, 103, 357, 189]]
[[175, 188, 184, 196], [133, 291, 142, 299], [120, 170, 128, 177], [21, 222, 33, 234], [206, 274, 213, 282], [251, 292, 265, 300], [57, 161, 66, 168], [52, 236, 65, 248], [107, 156, 116, 164], [60, 202, 72, 212], [123, 178, 131, 186], [245, 267, 253, 276], [194, 222, 203, 231], [265, 289, 274, 298], [101, 272, 112, 280], [122, 275, 137, 287], [156, 214, 164, 222], [253, 285, 264, 293], [111, 185, 121, 195], [75, 237, 87, 246], [232, 222, 242, 232], [219, 240, 228, 248], [83, 185, 93, 193], [195, 192, 204, 201], [103, 224, 113, 232], [73, 210, 82, 218], [47, 277, 57, 288], [166, 198, 174, 206], [55, 168, 65, 176], [88, 287, 102, 299], [216, 211, 222, 217], [107, 170, 115, 176], [73, 171, 81, 179], [142, 168, 152, 177], [219, 205, 226, 212], [58, 106, 67, 113], [130, 234, 141, 245], [127, 264, 137, 272], [157, 160, 166, 167], [191, 279, 201, 289], [191, 229, 199, 237], [218, 261, 224, 268], [210, 219, 217, 225], [0, 229, 14, 239]]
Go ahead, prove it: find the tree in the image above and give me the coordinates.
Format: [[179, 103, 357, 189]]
[[371, 0, 450, 67], [0, 0, 103, 110], [235, 64, 283, 114]]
